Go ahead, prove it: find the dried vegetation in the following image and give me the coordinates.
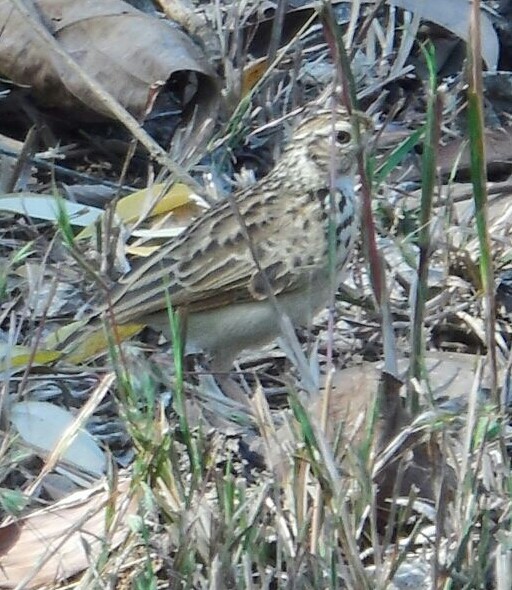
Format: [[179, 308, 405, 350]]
[[0, 0, 511, 588]]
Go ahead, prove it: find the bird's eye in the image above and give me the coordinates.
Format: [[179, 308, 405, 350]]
[[336, 130, 352, 144]]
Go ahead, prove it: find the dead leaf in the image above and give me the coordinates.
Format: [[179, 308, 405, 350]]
[[10, 401, 105, 479], [437, 126, 512, 179], [0, 0, 219, 123], [304, 365, 455, 530], [76, 182, 208, 247], [242, 58, 269, 97], [0, 343, 62, 372], [44, 319, 144, 365], [310, 363, 380, 446], [0, 193, 102, 227], [0, 476, 137, 589], [388, 0, 499, 71]]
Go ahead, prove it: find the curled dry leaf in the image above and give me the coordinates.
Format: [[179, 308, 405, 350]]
[[387, 0, 499, 71], [260, 363, 457, 531], [372, 373, 456, 531], [0, 0, 219, 123], [0, 476, 137, 589]]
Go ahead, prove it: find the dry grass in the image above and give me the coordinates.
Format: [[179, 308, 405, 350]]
[[0, 1, 511, 589]]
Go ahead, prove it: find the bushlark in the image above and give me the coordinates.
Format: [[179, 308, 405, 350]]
[[68, 104, 371, 370]]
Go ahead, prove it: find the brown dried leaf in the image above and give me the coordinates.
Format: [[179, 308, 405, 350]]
[[437, 126, 512, 178], [310, 363, 380, 446], [313, 366, 456, 526], [0, 476, 137, 589], [0, 0, 219, 122]]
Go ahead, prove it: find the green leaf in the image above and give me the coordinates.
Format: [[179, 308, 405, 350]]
[[373, 127, 425, 187]]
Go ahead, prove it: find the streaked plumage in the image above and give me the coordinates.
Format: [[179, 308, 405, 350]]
[[78, 105, 371, 369]]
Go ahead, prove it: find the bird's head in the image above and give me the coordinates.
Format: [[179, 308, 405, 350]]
[[283, 105, 372, 181]]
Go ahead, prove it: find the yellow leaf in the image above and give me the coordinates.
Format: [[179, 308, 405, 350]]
[[0, 343, 62, 371], [45, 320, 145, 364], [76, 183, 193, 240], [43, 319, 89, 350], [65, 323, 145, 365], [115, 183, 192, 224]]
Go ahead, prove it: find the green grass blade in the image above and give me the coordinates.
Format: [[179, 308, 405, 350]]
[[408, 42, 440, 414], [373, 126, 425, 188], [467, 0, 498, 403]]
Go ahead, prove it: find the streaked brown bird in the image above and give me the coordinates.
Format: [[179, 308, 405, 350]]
[[67, 104, 371, 371]]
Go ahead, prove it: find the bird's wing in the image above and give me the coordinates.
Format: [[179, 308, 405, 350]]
[[108, 183, 329, 323]]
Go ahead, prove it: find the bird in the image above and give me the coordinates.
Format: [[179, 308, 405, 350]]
[[62, 104, 372, 373]]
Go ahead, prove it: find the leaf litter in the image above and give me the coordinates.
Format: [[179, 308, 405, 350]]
[[0, 0, 511, 588]]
